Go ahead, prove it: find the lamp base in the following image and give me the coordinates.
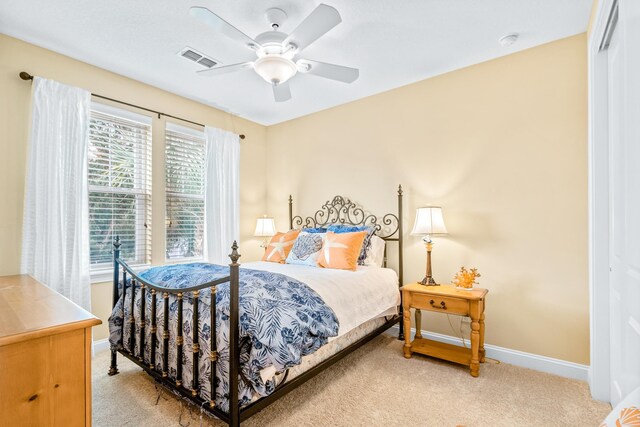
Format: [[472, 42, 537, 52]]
[[420, 240, 439, 286], [419, 276, 439, 286]]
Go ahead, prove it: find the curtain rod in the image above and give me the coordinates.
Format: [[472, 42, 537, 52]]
[[19, 71, 245, 140]]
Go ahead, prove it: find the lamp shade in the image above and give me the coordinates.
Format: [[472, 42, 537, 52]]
[[254, 216, 276, 237], [410, 207, 448, 236]]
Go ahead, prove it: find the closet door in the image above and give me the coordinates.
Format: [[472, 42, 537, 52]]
[[607, 0, 640, 407]]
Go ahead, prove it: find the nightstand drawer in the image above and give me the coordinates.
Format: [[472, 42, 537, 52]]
[[411, 293, 469, 315]]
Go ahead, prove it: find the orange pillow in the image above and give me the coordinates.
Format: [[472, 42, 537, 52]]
[[262, 230, 300, 263], [317, 231, 367, 271]]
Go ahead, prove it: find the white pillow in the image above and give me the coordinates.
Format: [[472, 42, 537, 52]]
[[363, 235, 386, 268], [600, 385, 640, 427]]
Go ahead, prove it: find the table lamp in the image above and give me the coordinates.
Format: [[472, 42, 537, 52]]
[[411, 206, 448, 285], [254, 215, 276, 247]]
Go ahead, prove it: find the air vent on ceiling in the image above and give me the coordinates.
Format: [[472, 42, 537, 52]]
[[179, 47, 219, 69], [198, 57, 217, 68]]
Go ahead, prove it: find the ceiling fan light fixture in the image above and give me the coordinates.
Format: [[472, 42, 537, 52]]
[[254, 55, 297, 85]]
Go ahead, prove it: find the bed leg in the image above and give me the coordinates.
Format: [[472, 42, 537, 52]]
[[108, 349, 119, 376], [397, 291, 405, 340], [229, 241, 241, 427], [229, 408, 240, 427], [110, 237, 122, 375], [397, 185, 404, 342]]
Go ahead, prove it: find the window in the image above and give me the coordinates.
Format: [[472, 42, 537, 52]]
[[88, 105, 152, 268], [165, 124, 206, 260]]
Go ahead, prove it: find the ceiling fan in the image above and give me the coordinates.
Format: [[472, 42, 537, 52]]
[[189, 4, 359, 102]]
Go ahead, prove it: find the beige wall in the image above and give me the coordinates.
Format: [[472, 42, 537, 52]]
[[0, 34, 268, 340], [266, 34, 589, 364]]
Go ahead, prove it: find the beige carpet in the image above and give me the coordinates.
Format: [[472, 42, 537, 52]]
[[93, 335, 610, 426]]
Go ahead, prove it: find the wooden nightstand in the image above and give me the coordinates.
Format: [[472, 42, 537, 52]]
[[402, 283, 488, 377]]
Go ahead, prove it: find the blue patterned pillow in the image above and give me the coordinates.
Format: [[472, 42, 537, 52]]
[[326, 224, 368, 233], [326, 225, 376, 265], [286, 232, 325, 267], [302, 227, 327, 234]]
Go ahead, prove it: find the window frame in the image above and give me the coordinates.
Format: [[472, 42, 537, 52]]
[[88, 103, 153, 282], [164, 122, 206, 263]]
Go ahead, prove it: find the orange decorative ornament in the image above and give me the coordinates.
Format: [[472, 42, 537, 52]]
[[452, 267, 481, 289]]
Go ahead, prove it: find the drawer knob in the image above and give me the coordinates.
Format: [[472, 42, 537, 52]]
[[429, 299, 447, 310]]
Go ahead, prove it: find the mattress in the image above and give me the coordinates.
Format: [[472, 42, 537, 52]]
[[241, 262, 400, 337]]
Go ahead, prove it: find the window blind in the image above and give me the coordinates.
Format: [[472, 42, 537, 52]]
[[88, 108, 152, 267], [165, 125, 206, 260]]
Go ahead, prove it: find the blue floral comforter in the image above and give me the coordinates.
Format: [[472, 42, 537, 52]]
[[108, 263, 339, 412]]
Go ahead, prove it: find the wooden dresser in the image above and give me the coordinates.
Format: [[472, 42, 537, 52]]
[[0, 275, 101, 426]]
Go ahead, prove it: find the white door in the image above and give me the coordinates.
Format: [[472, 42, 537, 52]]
[[607, 0, 640, 407]]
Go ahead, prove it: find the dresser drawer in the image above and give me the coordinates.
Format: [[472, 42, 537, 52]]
[[411, 293, 469, 315]]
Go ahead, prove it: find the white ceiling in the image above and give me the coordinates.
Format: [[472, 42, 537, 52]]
[[0, 1, 592, 125]]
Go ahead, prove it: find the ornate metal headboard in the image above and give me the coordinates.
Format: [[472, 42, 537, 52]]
[[288, 185, 403, 286]]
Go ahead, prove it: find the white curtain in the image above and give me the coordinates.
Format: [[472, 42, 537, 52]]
[[21, 77, 91, 311], [204, 126, 240, 264]]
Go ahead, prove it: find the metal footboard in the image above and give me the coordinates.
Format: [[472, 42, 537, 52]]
[[108, 237, 242, 425]]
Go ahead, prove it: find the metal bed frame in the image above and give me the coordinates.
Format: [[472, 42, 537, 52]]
[[108, 185, 405, 426]]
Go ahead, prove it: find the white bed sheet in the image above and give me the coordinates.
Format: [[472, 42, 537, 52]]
[[241, 261, 400, 337]]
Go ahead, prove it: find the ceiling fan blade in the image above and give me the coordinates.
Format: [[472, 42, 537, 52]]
[[197, 62, 253, 76], [273, 82, 292, 102], [298, 60, 359, 83], [190, 7, 260, 49], [284, 4, 341, 52]]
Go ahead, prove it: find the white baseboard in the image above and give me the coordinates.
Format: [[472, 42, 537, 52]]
[[93, 338, 110, 354], [390, 325, 589, 382]]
